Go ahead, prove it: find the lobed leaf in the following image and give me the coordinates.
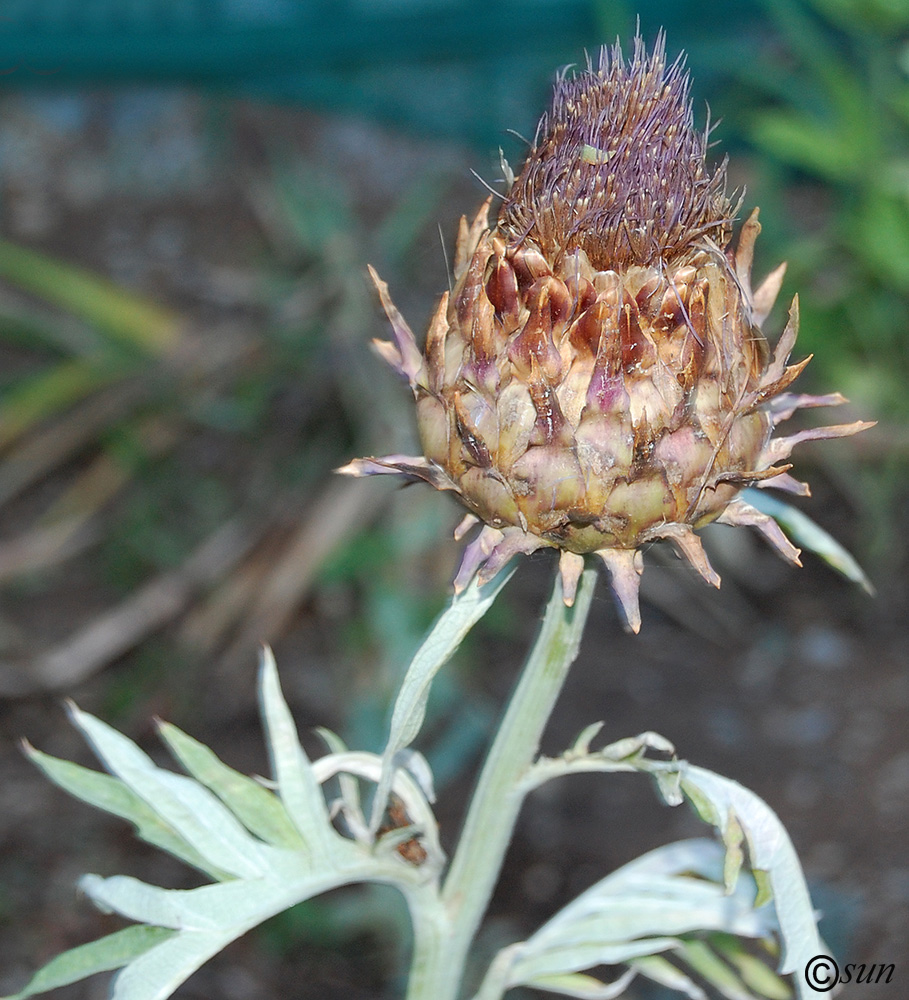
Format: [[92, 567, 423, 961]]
[[628, 954, 708, 1000], [80, 868, 346, 932], [311, 749, 446, 875], [22, 744, 226, 878], [672, 938, 789, 1000], [679, 764, 824, 997], [521, 729, 681, 804], [727, 948, 792, 1000], [475, 839, 780, 999], [107, 929, 239, 1000], [68, 704, 273, 880], [15, 655, 447, 1000]]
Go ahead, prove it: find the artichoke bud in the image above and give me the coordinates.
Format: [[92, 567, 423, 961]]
[[341, 35, 873, 631]]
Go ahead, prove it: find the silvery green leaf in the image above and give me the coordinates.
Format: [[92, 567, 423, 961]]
[[315, 728, 370, 844], [371, 563, 515, 828], [14, 654, 447, 1000], [629, 954, 708, 1000], [672, 939, 754, 1000], [156, 721, 304, 850], [0, 926, 174, 1000], [521, 888, 768, 961], [67, 705, 272, 880], [108, 927, 248, 1000], [680, 764, 823, 997], [522, 730, 680, 801], [471, 941, 664, 1000], [508, 937, 682, 986], [81, 867, 336, 932], [258, 646, 333, 852], [716, 940, 791, 1000], [590, 839, 726, 892], [481, 839, 778, 997], [22, 744, 225, 879], [75, 843, 429, 1000], [522, 969, 637, 999], [597, 731, 676, 760], [743, 487, 873, 594], [396, 748, 436, 803], [673, 938, 786, 1000]]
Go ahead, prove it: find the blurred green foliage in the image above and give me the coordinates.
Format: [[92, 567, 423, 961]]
[[740, 0, 909, 422], [735, 0, 909, 569]]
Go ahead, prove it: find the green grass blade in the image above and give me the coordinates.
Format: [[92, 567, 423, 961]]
[[0, 240, 179, 353], [0, 357, 128, 450]]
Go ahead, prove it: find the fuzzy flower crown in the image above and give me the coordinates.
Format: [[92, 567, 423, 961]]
[[500, 38, 732, 269], [341, 35, 871, 631]]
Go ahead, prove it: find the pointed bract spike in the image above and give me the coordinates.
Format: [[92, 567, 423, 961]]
[[469, 197, 493, 240], [454, 198, 493, 275], [755, 355, 812, 403], [768, 391, 847, 425], [453, 525, 504, 593], [371, 338, 407, 377], [711, 464, 794, 491], [595, 547, 643, 633], [425, 293, 450, 395], [717, 499, 802, 566], [453, 513, 480, 541], [336, 455, 458, 491], [759, 295, 799, 390], [649, 523, 721, 588], [368, 265, 427, 389], [762, 420, 876, 464], [734, 208, 761, 291], [755, 471, 811, 496], [558, 550, 585, 606], [752, 261, 787, 326], [453, 215, 471, 274], [475, 528, 547, 586]]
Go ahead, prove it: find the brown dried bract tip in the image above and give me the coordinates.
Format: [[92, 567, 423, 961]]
[[341, 35, 873, 632], [499, 33, 733, 269]]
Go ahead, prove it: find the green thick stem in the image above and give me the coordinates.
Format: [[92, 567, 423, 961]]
[[406, 565, 598, 1000]]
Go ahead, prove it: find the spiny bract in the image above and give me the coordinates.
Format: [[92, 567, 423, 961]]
[[341, 35, 872, 631]]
